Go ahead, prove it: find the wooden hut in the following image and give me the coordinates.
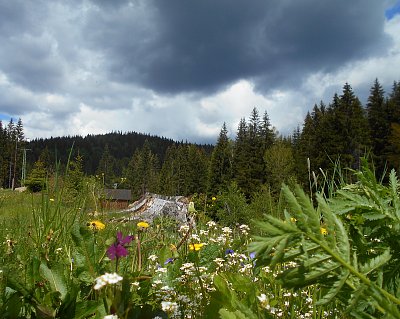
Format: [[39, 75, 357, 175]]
[[101, 189, 132, 210]]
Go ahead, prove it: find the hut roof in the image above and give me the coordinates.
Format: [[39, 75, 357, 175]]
[[103, 189, 132, 201]]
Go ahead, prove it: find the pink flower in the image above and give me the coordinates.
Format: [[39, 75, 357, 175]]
[[107, 231, 133, 260]]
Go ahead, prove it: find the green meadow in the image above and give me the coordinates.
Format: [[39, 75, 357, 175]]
[[1, 161, 400, 319]]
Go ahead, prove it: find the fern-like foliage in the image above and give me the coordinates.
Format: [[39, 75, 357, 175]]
[[250, 163, 400, 318]]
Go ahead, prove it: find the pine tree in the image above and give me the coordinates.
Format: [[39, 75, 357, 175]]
[[208, 123, 233, 196], [247, 108, 266, 197], [260, 111, 275, 148], [0, 121, 6, 187], [366, 79, 390, 173], [325, 83, 370, 171], [386, 81, 400, 169], [96, 144, 117, 187], [158, 144, 179, 195], [65, 153, 85, 198], [25, 160, 47, 192], [185, 144, 209, 195], [38, 147, 53, 175], [233, 118, 249, 192], [125, 140, 159, 198]]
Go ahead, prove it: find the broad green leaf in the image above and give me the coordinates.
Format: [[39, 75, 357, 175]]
[[74, 300, 105, 319], [39, 262, 68, 300], [219, 308, 248, 319]]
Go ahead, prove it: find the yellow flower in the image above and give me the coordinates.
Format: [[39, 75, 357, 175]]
[[290, 217, 297, 223], [189, 243, 204, 251], [320, 227, 328, 235], [212, 196, 217, 201], [137, 221, 150, 229], [49, 198, 55, 202], [87, 220, 106, 231]]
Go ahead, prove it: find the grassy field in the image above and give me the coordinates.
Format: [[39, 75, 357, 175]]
[[1, 165, 400, 318]]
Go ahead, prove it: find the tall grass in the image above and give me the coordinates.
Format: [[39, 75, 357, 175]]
[[1, 158, 399, 318]]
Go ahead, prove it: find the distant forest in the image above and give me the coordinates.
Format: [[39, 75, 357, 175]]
[[1, 78, 400, 200]]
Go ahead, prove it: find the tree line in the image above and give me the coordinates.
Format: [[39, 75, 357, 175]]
[[1, 78, 400, 200], [0, 118, 25, 189]]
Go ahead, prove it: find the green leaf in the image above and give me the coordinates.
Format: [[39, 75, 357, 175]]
[[74, 300, 105, 319], [281, 185, 311, 233], [219, 308, 248, 319], [360, 249, 391, 275], [279, 260, 341, 288], [39, 262, 68, 300], [213, 275, 234, 306], [293, 185, 322, 237], [270, 237, 288, 269], [316, 269, 350, 305], [57, 283, 79, 319]]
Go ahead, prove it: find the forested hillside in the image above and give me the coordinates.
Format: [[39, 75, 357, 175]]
[[1, 79, 400, 201]]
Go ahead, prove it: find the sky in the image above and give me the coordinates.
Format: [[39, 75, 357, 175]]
[[1, 0, 400, 144]]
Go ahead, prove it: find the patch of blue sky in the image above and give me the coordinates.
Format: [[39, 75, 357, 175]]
[[385, 0, 400, 19], [0, 113, 11, 121]]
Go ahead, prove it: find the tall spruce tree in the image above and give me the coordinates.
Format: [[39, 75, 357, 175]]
[[367, 79, 390, 173], [158, 144, 179, 195], [185, 144, 209, 195], [96, 144, 117, 187], [125, 140, 159, 198], [386, 81, 400, 169], [248, 107, 266, 192], [0, 121, 5, 187], [233, 118, 249, 192], [208, 123, 233, 195], [331, 83, 370, 170]]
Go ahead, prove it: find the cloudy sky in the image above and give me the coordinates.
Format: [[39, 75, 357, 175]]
[[1, 0, 400, 144]]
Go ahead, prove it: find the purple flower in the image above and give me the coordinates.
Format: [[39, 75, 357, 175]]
[[107, 231, 134, 260], [249, 252, 256, 259], [164, 258, 175, 265], [225, 249, 234, 255]]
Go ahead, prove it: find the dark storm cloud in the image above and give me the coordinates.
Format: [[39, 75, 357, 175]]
[[0, 0, 67, 92], [0, 36, 65, 92], [84, 0, 390, 94]]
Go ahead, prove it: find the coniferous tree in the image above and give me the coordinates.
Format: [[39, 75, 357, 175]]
[[174, 144, 190, 195], [185, 144, 209, 195], [125, 140, 159, 198], [233, 118, 249, 192], [247, 108, 265, 190], [208, 123, 233, 196], [388, 123, 400, 169], [260, 111, 275, 152], [25, 160, 47, 192], [234, 108, 265, 197], [96, 144, 117, 187], [4, 119, 15, 188], [366, 79, 390, 173], [0, 121, 6, 187], [38, 147, 53, 176], [260, 110, 276, 184], [337, 83, 370, 170], [158, 144, 179, 195], [65, 153, 85, 198], [386, 81, 400, 169]]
